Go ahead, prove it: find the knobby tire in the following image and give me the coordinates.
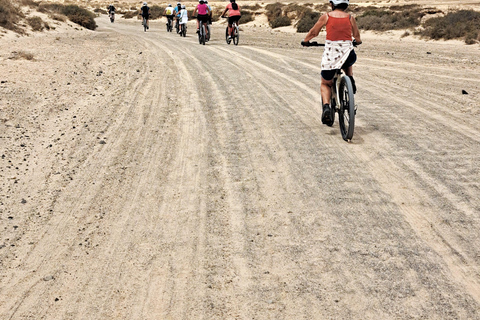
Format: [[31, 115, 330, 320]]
[[338, 76, 355, 141]]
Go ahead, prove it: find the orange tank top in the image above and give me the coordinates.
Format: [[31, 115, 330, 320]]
[[326, 14, 352, 41]]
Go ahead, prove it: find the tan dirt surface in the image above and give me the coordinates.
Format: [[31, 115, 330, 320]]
[[1, 13, 480, 319]]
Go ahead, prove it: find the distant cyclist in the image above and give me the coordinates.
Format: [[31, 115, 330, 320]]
[[194, 0, 210, 37], [302, 0, 361, 125], [107, 3, 115, 14], [164, 4, 174, 28], [107, 4, 115, 22], [174, 2, 182, 33], [221, 0, 241, 41], [140, 2, 150, 30]]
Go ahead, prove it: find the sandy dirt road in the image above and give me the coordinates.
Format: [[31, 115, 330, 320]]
[[1, 15, 480, 319]]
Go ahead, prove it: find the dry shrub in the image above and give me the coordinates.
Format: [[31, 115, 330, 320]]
[[122, 10, 138, 19], [265, 2, 283, 21], [265, 2, 292, 28], [49, 13, 66, 22], [149, 5, 164, 20], [296, 10, 320, 32], [38, 3, 96, 30], [242, 4, 261, 11], [0, 0, 24, 32], [20, 0, 39, 7], [239, 10, 254, 24], [356, 5, 424, 31], [270, 15, 291, 28], [94, 7, 107, 14], [418, 10, 480, 44], [27, 16, 49, 31], [62, 4, 97, 30], [9, 51, 34, 60]]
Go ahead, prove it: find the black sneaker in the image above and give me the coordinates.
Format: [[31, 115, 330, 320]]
[[322, 104, 334, 126]]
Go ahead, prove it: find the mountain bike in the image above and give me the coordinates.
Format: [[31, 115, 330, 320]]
[[109, 11, 115, 23], [180, 23, 187, 37], [301, 41, 359, 141], [139, 14, 149, 32], [223, 17, 239, 45], [197, 18, 207, 45], [166, 16, 173, 32]]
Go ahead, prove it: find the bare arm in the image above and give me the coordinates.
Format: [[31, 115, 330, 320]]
[[303, 13, 328, 43], [350, 15, 362, 44]]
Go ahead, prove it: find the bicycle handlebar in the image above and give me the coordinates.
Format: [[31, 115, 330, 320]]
[[301, 40, 361, 47], [301, 41, 324, 47]]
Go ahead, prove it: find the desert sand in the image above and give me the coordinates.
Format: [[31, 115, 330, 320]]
[[1, 1, 480, 319]]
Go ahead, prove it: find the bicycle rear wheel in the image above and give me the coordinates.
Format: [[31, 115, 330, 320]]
[[144, 18, 147, 32], [338, 76, 355, 141], [201, 25, 206, 45], [225, 27, 231, 44], [233, 24, 239, 45]]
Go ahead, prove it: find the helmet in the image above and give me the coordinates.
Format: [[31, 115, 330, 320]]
[[168, 3, 172, 6], [143, 2, 147, 6], [330, 0, 349, 5], [181, 4, 185, 8], [177, 2, 181, 5], [205, 0, 208, 3], [230, 0, 235, 2]]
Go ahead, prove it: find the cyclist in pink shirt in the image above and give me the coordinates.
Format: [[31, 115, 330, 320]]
[[194, 0, 210, 37], [221, 0, 241, 40]]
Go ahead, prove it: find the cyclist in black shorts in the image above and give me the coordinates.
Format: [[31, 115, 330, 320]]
[[221, 0, 241, 40], [140, 2, 150, 30], [194, 0, 210, 36]]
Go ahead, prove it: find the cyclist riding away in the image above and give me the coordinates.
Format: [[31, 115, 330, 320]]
[[164, 4, 174, 28], [302, 0, 361, 126], [141, 2, 150, 30], [194, 0, 210, 37], [174, 2, 182, 33], [108, 3, 115, 14], [107, 4, 115, 22], [179, 5, 188, 32], [221, 0, 241, 41]]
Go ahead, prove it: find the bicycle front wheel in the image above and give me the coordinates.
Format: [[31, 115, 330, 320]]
[[338, 76, 355, 141], [233, 25, 239, 45]]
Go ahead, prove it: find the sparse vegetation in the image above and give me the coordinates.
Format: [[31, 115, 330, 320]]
[[38, 2, 96, 30], [27, 16, 49, 31], [0, 0, 24, 32], [94, 7, 107, 15], [9, 50, 34, 60], [356, 5, 424, 31], [417, 10, 480, 44], [62, 4, 96, 30], [296, 10, 320, 33], [265, 2, 292, 28], [240, 10, 255, 24], [149, 5, 164, 20], [122, 10, 138, 19]]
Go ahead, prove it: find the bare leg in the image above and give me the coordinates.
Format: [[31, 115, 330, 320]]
[[321, 78, 333, 105]]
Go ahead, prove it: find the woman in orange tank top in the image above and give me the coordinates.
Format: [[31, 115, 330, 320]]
[[302, 0, 361, 126]]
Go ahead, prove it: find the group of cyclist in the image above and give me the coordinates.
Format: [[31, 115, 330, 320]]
[[161, 0, 241, 40], [109, 0, 361, 128]]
